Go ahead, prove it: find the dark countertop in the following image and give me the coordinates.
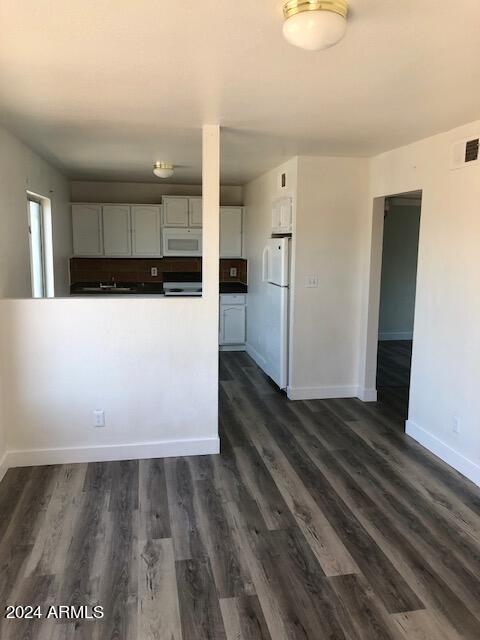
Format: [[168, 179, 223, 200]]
[[220, 282, 248, 294], [70, 282, 165, 296], [71, 281, 247, 296]]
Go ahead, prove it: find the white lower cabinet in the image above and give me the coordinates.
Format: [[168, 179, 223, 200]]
[[219, 294, 246, 349]]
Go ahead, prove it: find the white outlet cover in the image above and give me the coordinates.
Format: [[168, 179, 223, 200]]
[[452, 416, 460, 434], [93, 410, 105, 428], [305, 275, 319, 288]]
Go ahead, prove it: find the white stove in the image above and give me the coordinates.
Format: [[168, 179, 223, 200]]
[[163, 282, 202, 297]]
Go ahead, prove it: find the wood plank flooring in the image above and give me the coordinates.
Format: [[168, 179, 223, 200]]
[[376, 340, 413, 421], [1, 351, 479, 639]]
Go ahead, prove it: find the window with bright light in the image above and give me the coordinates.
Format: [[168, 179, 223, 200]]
[[27, 193, 54, 298]]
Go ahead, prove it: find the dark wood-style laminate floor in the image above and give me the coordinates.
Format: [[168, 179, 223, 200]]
[[1, 351, 480, 639], [377, 340, 413, 423]]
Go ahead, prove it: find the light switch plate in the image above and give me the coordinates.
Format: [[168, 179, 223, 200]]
[[93, 410, 105, 428], [305, 275, 318, 288]]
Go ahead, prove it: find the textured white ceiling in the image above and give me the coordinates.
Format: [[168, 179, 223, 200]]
[[1, 0, 479, 184]]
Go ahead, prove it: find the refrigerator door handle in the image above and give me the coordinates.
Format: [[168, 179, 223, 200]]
[[262, 246, 269, 282]]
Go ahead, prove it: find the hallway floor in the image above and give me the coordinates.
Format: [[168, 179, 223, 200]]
[[0, 351, 479, 639], [377, 340, 413, 423]]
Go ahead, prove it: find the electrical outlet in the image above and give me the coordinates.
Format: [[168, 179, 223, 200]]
[[305, 275, 318, 288], [151, 267, 158, 277], [93, 410, 105, 428], [452, 416, 460, 434], [230, 267, 238, 277]]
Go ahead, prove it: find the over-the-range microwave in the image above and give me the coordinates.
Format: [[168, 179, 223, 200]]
[[162, 228, 202, 257]]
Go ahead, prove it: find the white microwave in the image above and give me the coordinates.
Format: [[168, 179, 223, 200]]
[[162, 228, 202, 257]]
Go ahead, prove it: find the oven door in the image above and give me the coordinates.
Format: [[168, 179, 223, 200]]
[[162, 228, 202, 256]]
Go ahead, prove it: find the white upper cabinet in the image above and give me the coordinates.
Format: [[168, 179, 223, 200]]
[[131, 206, 162, 256], [72, 205, 103, 256], [189, 198, 203, 227], [102, 205, 132, 256], [272, 197, 292, 234], [163, 197, 189, 227], [220, 207, 243, 258]]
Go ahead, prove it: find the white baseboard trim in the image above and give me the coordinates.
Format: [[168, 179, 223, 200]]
[[379, 331, 413, 341], [287, 385, 359, 401], [287, 385, 377, 402], [220, 345, 246, 352], [0, 451, 8, 482], [406, 420, 480, 488], [3, 437, 220, 470], [246, 343, 267, 369], [357, 387, 378, 402]]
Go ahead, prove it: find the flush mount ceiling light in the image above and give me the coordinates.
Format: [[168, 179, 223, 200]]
[[282, 0, 348, 51], [153, 162, 174, 179]]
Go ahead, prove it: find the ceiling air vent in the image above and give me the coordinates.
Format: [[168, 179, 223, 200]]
[[451, 136, 480, 170]]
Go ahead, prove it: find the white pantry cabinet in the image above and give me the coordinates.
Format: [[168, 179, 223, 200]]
[[219, 294, 246, 348], [220, 207, 243, 258], [102, 205, 132, 257], [131, 206, 162, 256], [72, 205, 103, 256], [163, 197, 190, 227], [189, 198, 203, 227]]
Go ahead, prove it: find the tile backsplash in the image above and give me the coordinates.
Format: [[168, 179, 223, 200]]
[[70, 258, 247, 285], [219, 259, 247, 283]]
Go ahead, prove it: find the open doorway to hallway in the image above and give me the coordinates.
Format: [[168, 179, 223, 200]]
[[376, 192, 422, 425]]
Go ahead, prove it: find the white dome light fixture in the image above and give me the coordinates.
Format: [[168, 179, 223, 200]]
[[283, 0, 348, 51], [153, 161, 174, 179]]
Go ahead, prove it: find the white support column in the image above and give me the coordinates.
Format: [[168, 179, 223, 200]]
[[202, 124, 220, 450], [202, 125, 220, 301]]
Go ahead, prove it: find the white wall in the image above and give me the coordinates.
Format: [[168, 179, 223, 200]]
[[378, 202, 421, 340], [360, 120, 480, 486], [289, 157, 369, 399], [244, 156, 369, 401], [243, 157, 298, 370], [0, 125, 220, 468], [0, 299, 218, 461], [71, 180, 242, 206], [0, 126, 72, 298]]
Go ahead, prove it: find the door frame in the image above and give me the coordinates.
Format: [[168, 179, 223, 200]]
[[359, 191, 422, 411]]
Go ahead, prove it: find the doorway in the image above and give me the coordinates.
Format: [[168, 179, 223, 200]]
[[376, 192, 421, 423]]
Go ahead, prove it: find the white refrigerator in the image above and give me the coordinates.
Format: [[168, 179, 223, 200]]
[[261, 237, 290, 390]]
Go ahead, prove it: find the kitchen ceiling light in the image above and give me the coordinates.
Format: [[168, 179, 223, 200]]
[[153, 162, 174, 179], [282, 0, 348, 51]]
